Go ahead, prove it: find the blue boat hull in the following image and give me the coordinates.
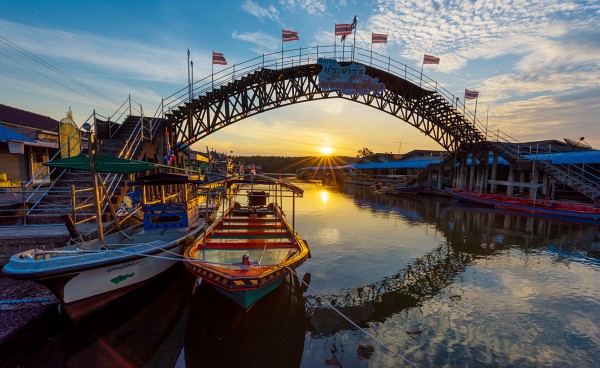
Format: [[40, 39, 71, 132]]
[[212, 277, 285, 309]]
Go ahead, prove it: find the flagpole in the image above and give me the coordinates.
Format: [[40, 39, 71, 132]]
[[281, 30, 284, 69], [370, 40, 373, 66], [473, 96, 479, 125], [334, 26, 336, 59], [419, 60, 424, 87], [187, 49, 191, 102], [352, 16, 357, 62], [211, 51, 214, 90]]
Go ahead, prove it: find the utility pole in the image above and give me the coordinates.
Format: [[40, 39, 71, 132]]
[[393, 141, 402, 154]]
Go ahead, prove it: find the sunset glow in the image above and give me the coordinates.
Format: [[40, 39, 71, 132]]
[[320, 146, 333, 155]]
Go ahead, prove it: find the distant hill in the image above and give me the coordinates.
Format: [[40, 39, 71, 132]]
[[236, 156, 354, 174]]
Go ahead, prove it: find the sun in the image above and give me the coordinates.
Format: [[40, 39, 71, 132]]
[[319, 146, 333, 155]]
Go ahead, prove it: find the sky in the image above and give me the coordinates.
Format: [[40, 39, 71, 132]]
[[1, 0, 599, 157]]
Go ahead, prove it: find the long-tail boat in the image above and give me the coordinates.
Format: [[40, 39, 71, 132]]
[[184, 174, 309, 309], [447, 188, 600, 222]]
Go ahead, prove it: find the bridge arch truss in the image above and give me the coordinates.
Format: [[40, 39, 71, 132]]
[[164, 45, 486, 156]]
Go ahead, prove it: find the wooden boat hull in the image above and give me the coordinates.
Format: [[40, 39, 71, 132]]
[[447, 189, 600, 222], [393, 185, 423, 195]]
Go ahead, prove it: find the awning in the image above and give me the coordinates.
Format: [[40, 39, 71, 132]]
[[24, 140, 59, 148], [0, 124, 36, 143], [43, 154, 176, 174]]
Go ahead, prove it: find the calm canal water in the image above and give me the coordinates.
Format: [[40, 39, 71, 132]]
[[13, 181, 600, 367]]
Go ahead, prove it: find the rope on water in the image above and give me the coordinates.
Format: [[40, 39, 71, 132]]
[[285, 266, 420, 368], [0, 297, 57, 305]]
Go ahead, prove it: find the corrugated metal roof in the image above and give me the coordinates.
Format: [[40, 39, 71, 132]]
[[523, 151, 600, 164], [0, 104, 59, 131], [353, 157, 442, 169], [0, 124, 36, 143], [462, 150, 600, 165]]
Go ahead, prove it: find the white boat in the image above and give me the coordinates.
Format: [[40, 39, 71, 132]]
[[2, 153, 209, 321]]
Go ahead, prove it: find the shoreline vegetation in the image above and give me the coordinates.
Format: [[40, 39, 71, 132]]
[[236, 155, 354, 174]]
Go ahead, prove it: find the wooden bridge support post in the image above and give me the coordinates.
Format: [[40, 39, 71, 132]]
[[490, 153, 498, 194], [469, 165, 475, 191], [477, 165, 486, 193], [541, 172, 548, 196], [507, 166, 515, 196], [518, 170, 526, 195], [529, 166, 539, 200]]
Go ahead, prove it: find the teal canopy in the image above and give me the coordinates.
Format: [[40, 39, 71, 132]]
[[44, 154, 176, 174]]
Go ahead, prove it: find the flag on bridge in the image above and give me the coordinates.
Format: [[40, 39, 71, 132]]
[[282, 30, 299, 42], [423, 54, 440, 64], [212, 52, 227, 65], [335, 23, 353, 36], [372, 33, 388, 44], [465, 89, 480, 99]]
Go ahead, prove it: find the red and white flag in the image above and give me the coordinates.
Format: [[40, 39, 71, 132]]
[[212, 51, 227, 65], [282, 30, 299, 42], [335, 23, 353, 36], [465, 89, 480, 99], [423, 54, 440, 64], [372, 33, 388, 44]]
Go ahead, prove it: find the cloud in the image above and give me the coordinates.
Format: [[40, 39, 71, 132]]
[[0, 19, 190, 84], [231, 31, 280, 54], [279, 0, 327, 15], [242, 0, 282, 24]]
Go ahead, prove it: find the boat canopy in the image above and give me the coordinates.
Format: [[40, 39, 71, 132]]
[[44, 154, 175, 174], [207, 174, 304, 196], [129, 172, 203, 185]]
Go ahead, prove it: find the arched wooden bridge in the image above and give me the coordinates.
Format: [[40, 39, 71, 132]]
[[161, 45, 600, 203], [164, 45, 485, 156]]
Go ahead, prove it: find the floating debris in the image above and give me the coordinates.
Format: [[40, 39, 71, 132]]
[[357, 344, 375, 360], [406, 328, 422, 337], [449, 294, 462, 302]]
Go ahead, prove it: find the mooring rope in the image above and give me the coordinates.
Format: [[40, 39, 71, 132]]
[[285, 266, 420, 367]]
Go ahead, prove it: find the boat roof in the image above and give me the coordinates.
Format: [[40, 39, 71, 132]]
[[206, 174, 304, 196], [44, 154, 174, 174], [129, 172, 203, 185]]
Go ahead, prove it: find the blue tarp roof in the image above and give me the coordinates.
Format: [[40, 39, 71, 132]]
[[301, 165, 352, 171], [352, 157, 442, 169], [0, 124, 36, 143], [463, 150, 600, 166]]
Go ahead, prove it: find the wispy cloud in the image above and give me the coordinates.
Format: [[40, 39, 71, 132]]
[[242, 0, 283, 25], [279, 0, 327, 15], [0, 19, 190, 84], [231, 31, 280, 54]]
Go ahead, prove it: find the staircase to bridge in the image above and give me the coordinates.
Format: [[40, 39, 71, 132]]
[[7, 101, 166, 226]]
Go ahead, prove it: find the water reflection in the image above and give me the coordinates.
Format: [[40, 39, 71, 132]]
[[8, 183, 600, 367], [185, 273, 308, 368], [16, 266, 194, 368]]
